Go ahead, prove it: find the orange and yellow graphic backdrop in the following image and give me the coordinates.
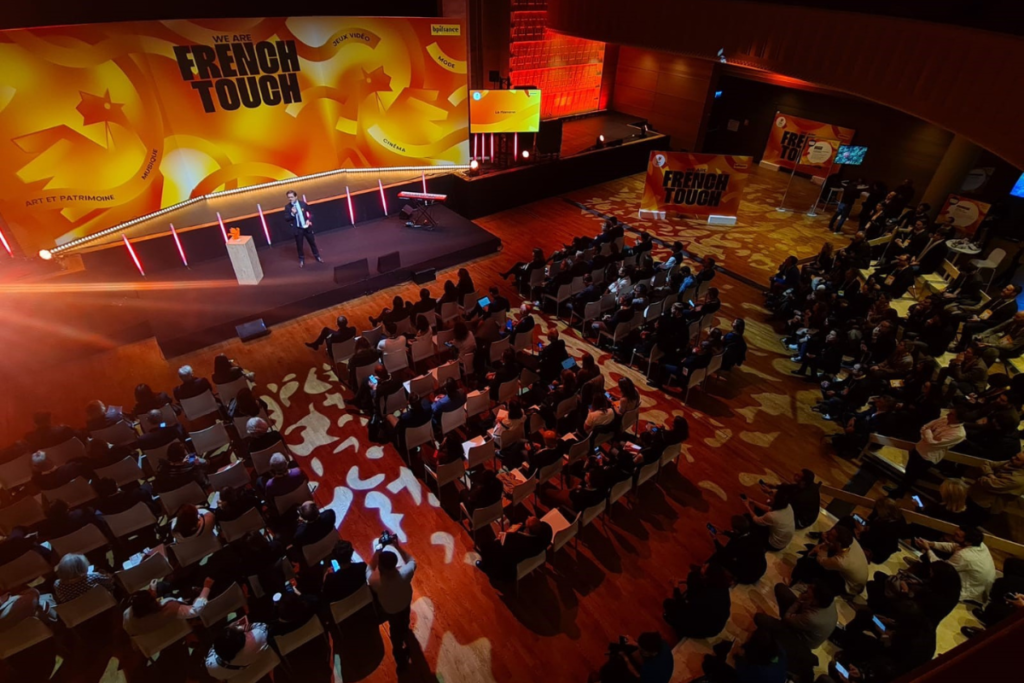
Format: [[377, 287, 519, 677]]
[[0, 17, 469, 252], [469, 90, 541, 133], [762, 112, 854, 177], [639, 152, 752, 219], [937, 194, 991, 236]]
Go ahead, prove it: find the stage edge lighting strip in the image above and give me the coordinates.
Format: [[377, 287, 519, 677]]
[[257, 204, 271, 244], [122, 234, 145, 276], [346, 187, 355, 225], [216, 212, 229, 243], [169, 223, 188, 266], [378, 179, 388, 215], [47, 164, 471, 256]]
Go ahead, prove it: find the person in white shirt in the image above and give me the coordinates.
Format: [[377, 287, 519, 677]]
[[744, 493, 796, 551], [793, 525, 869, 596], [888, 407, 966, 499], [368, 538, 417, 670], [377, 322, 408, 356], [124, 577, 213, 636], [915, 526, 995, 603], [584, 393, 616, 433], [205, 618, 270, 680]]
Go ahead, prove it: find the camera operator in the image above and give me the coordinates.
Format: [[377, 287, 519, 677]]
[[368, 532, 416, 671], [598, 631, 674, 683]]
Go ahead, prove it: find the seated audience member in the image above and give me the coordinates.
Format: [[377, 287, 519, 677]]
[[663, 563, 732, 639], [131, 383, 175, 418], [213, 485, 261, 523], [602, 631, 675, 683], [348, 337, 380, 387], [499, 247, 547, 288], [136, 409, 184, 451], [245, 417, 283, 454], [954, 284, 1022, 350], [541, 468, 608, 515], [206, 619, 271, 680], [975, 310, 1024, 357], [262, 454, 308, 503], [701, 628, 789, 683], [722, 319, 748, 370], [967, 451, 1024, 519], [456, 267, 475, 296], [475, 516, 552, 580], [171, 503, 216, 543], [867, 561, 962, 628], [321, 541, 369, 603], [0, 530, 56, 570], [709, 515, 768, 585], [610, 377, 640, 416], [233, 532, 288, 591], [86, 439, 128, 469], [391, 392, 433, 451], [537, 329, 570, 382], [411, 314, 432, 339], [460, 469, 503, 514], [293, 502, 337, 550], [963, 558, 1024, 637], [24, 411, 78, 450], [0, 588, 57, 632], [426, 434, 467, 470], [913, 526, 995, 603], [754, 580, 838, 650], [228, 387, 268, 423], [123, 577, 214, 635], [377, 321, 408, 356], [84, 399, 130, 432], [173, 364, 213, 401], [30, 451, 86, 492], [53, 553, 115, 604], [486, 348, 521, 401], [470, 286, 510, 321], [744, 491, 796, 552], [431, 378, 466, 425], [762, 469, 821, 530], [849, 497, 907, 564], [93, 477, 158, 516], [450, 321, 477, 359], [38, 499, 100, 540], [584, 393, 615, 434], [154, 442, 207, 493], [519, 430, 564, 478], [212, 354, 255, 386], [592, 296, 635, 337], [436, 279, 461, 311], [305, 315, 357, 356], [792, 525, 868, 596], [411, 287, 438, 316]]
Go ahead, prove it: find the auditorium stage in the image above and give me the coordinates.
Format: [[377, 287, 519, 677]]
[[8, 206, 500, 361]]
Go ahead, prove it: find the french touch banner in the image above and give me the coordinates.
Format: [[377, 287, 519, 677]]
[[639, 152, 752, 220], [762, 112, 855, 177], [0, 17, 469, 251]]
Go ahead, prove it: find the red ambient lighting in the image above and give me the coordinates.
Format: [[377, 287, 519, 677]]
[[216, 212, 229, 242], [513, 133, 518, 161], [378, 179, 388, 215], [122, 234, 145, 276], [490, 133, 494, 161], [257, 204, 272, 244], [346, 186, 355, 225], [169, 223, 188, 266]]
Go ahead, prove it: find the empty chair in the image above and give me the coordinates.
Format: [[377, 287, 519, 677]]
[[644, 299, 664, 322], [90, 420, 139, 447], [0, 454, 33, 491], [219, 508, 266, 543], [55, 585, 118, 628], [0, 550, 54, 591], [50, 523, 108, 558], [563, 439, 590, 473], [514, 550, 546, 596], [459, 352, 475, 379], [42, 437, 86, 467], [382, 349, 410, 375], [116, 552, 173, 594], [0, 616, 53, 660], [465, 390, 492, 418], [94, 456, 145, 488], [460, 498, 503, 544], [439, 406, 466, 436], [105, 502, 158, 540], [215, 376, 251, 406], [580, 499, 606, 530], [971, 247, 1006, 287], [512, 328, 534, 353], [179, 390, 220, 422], [555, 396, 578, 420], [608, 477, 632, 507], [543, 283, 573, 318], [0, 495, 46, 535], [207, 461, 251, 491], [43, 478, 97, 509], [131, 617, 193, 660], [199, 583, 247, 628], [570, 300, 602, 331], [360, 325, 385, 349], [521, 268, 545, 296], [190, 422, 231, 458], [423, 457, 465, 497], [599, 321, 632, 349], [536, 458, 563, 487], [659, 443, 682, 471], [439, 301, 461, 325], [301, 531, 340, 567], [380, 387, 409, 416], [409, 335, 435, 365], [462, 437, 495, 471], [569, 275, 585, 295], [159, 481, 207, 516], [330, 584, 375, 625], [405, 373, 436, 398], [273, 483, 315, 516], [542, 509, 581, 552], [274, 614, 326, 658]]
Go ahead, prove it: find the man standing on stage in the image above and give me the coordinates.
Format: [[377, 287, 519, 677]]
[[284, 190, 322, 267]]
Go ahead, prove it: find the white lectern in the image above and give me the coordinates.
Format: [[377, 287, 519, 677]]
[[226, 235, 263, 285]]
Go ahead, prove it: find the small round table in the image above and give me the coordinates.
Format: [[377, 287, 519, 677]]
[[945, 239, 981, 265]]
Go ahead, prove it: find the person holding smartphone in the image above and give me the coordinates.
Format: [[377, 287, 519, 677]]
[[321, 541, 369, 604], [708, 515, 767, 585], [368, 538, 417, 670]]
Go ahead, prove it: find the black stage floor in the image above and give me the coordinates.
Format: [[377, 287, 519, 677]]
[[7, 206, 500, 361]]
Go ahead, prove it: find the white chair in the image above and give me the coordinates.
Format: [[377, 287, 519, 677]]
[[354, 363, 376, 388], [704, 353, 725, 385], [439, 302, 461, 325], [0, 495, 46, 534], [636, 460, 660, 489], [659, 443, 682, 471], [463, 437, 496, 471], [116, 552, 173, 593], [215, 376, 251, 406], [404, 373, 436, 398], [179, 389, 220, 422], [536, 459, 563, 487], [434, 327, 456, 353], [460, 352, 475, 379], [512, 328, 534, 353], [571, 300, 603, 332], [50, 523, 108, 558], [250, 442, 284, 476], [555, 396, 578, 420], [433, 360, 460, 386], [383, 349, 410, 375], [273, 483, 315, 515], [0, 615, 53, 659], [620, 408, 640, 437], [90, 420, 139, 447], [0, 550, 53, 591], [207, 461, 251, 491], [488, 337, 511, 364], [190, 422, 231, 457], [496, 379, 520, 404], [55, 585, 118, 628], [42, 437, 86, 467], [140, 404, 178, 434], [521, 267, 545, 296], [171, 531, 223, 567], [580, 499, 606, 530], [608, 477, 632, 506], [94, 456, 145, 488], [142, 441, 176, 471], [465, 390, 491, 418], [330, 584, 375, 625], [423, 458, 465, 497], [130, 618, 193, 659], [439, 407, 466, 436], [569, 275, 585, 295], [563, 439, 590, 474], [274, 614, 326, 658], [683, 367, 707, 403], [158, 481, 207, 516], [0, 454, 32, 491], [302, 531, 340, 567], [506, 469, 538, 511], [401, 422, 434, 462], [360, 325, 384, 349], [380, 387, 409, 416], [199, 583, 247, 627], [971, 247, 1006, 287], [460, 498, 503, 544], [409, 335, 435, 365], [543, 283, 573, 318], [460, 291, 480, 313], [542, 509, 581, 552], [105, 502, 158, 540], [219, 507, 266, 543], [514, 550, 546, 597], [496, 421, 525, 453], [43, 478, 97, 509], [330, 337, 358, 376], [644, 299, 664, 323]]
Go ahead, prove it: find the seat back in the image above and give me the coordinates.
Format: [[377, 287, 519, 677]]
[[207, 461, 251, 491], [158, 481, 207, 516], [550, 512, 580, 552], [497, 378, 520, 404], [215, 377, 250, 406], [330, 336, 357, 364], [360, 325, 384, 349], [382, 348, 410, 375], [131, 618, 193, 659], [116, 552, 173, 594], [273, 483, 315, 515], [564, 439, 590, 469], [180, 390, 219, 421], [440, 301, 461, 323], [465, 390, 491, 418], [469, 499, 504, 530], [459, 352, 475, 378], [42, 437, 86, 467], [354, 363, 376, 388], [537, 459, 563, 485], [219, 507, 266, 543], [659, 442, 681, 468], [433, 458, 466, 488], [581, 499, 606, 528], [983, 247, 1007, 268], [497, 421, 525, 450], [555, 396, 578, 420], [406, 373, 437, 398], [199, 583, 247, 628], [512, 328, 533, 352], [687, 367, 707, 390], [0, 616, 53, 659], [0, 496, 46, 534], [105, 502, 158, 540], [440, 406, 466, 436], [434, 327, 457, 352], [140, 404, 178, 434], [489, 337, 511, 363], [580, 301, 602, 326], [43, 477, 97, 509], [687, 319, 701, 342], [94, 456, 145, 488], [608, 477, 633, 505], [0, 454, 33, 491], [644, 299, 664, 322], [171, 531, 223, 568], [515, 550, 546, 581], [330, 584, 373, 624], [394, 316, 416, 337], [636, 460, 660, 486], [190, 422, 231, 456], [250, 442, 284, 476], [568, 275, 584, 295], [433, 359, 460, 386], [0, 550, 53, 591], [275, 614, 325, 656], [509, 470, 538, 507], [461, 291, 479, 311], [403, 422, 434, 454], [555, 283, 571, 301], [55, 585, 117, 628], [233, 412, 267, 436], [91, 421, 139, 447], [620, 408, 640, 436], [142, 441, 176, 470], [381, 387, 409, 416], [302, 530, 340, 567], [50, 523, 108, 558], [463, 438, 496, 470], [409, 335, 434, 363], [706, 353, 724, 378]]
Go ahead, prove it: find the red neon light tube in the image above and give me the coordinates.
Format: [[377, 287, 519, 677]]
[[378, 179, 388, 215], [490, 133, 494, 161], [346, 186, 355, 225], [216, 212, 229, 243], [0, 223, 12, 257], [123, 234, 145, 276], [257, 204, 271, 244], [514, 133, 518, 161], [169, 223, 188, 266]]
